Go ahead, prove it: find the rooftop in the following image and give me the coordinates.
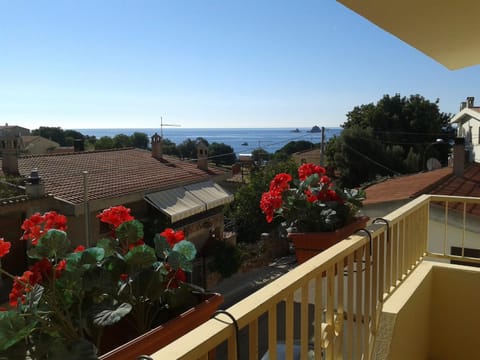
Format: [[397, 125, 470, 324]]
[[2, 148, 226, 205]]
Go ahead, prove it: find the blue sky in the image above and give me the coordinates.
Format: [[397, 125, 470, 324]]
[[1, 1, 479, 130]]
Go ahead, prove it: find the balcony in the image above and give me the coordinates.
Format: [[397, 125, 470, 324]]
[[130, 194, 479, 359]]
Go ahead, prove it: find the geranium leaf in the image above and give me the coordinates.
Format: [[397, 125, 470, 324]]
[[167, 251, 193, 272], [92, 303, 132, 327], [153, 233, 170, 258], [96, 237, 116, 256], [128, 268, 165, 300], [27, 229, 70, 259], [116, 220, 144, 245], [124, 245, 156, 270], [0, 311, 36, 351], [172, 240, 197, 262], [81, 247, 105, 263]]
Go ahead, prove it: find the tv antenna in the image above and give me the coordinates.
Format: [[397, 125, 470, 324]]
[[160, 116, 181, 137]]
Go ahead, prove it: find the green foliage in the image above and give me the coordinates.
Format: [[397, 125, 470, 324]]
[[208, 241, 242, 278], [113, 134, 132, 148], [0, 208, 201, 358], [32, 127, 66, 145], [177, 138, 199, 159], [208, 142, 237, 165], [161, 138, 179, 156], [95, 136, 115, 150], [227, 159, 298, 243], [326, 93, 455, 186], [130, 132, 149, 149], [251, 148, 271, 163]]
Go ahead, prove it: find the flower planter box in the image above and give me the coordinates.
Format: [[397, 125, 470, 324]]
[[99, 292, 223, 360], [288, 216, 369, 264]]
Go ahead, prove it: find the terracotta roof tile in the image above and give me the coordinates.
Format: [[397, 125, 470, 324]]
[[364, 167, 453, 205], [14, 149, 224, 205], [430, 163, 480, 217], [365, 163, 480, 217]]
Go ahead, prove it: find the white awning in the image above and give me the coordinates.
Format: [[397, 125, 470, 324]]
[[185, 181, 234, 210], [145, 181, 233, 222], [145, 187, 205, 223]]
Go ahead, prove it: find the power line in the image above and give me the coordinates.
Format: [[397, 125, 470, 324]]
[[343, 143, 401, 176]]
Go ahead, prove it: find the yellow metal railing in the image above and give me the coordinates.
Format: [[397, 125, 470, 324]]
[[147, 194, 476, 359]]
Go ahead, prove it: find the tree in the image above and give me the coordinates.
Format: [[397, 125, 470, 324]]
[[251, 148, 271, 164], [273, 140, 316, 162], [64, 130, 85, 146], [161, 138, 179, 156], [177, 137, 209, 159], [95, 136, 115, 150], [130, 132, 149, 149], [32, 127, 66, 145], [326, 94, 455, 186], [113, 134, 132, 148], [208, 142, 236, 165]]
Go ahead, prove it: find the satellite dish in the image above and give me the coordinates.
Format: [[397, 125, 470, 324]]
[[426, 158, 441, 171]]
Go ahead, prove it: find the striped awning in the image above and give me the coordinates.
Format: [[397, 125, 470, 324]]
[[145, 181, 233, 222]]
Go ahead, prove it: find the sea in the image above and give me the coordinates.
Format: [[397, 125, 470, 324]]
[[74, 127, 342, 155]]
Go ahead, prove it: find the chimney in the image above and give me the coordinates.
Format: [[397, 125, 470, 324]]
[[196, 140, 208, 171], [25, 168, 45, 198], [73, 139, 84, 152], [466, 96, 475, 108], [151, 133, 162, 159], [460, 101, 467, 111], [1, 135, 20, 176], [453, 137, 465, 176]]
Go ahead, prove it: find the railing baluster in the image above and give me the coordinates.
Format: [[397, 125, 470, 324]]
[[346, 252, 354, 359], [248, 319, 258, 360], [285, 294, 294, 360], [301, 284, 309, 360], [314, 274, 323, 359], [355, 248, 363, 359], [335, 257, 344, 360], [326, 266, 335, 360], [268, 305, 277, 360], [364, 241, 371, 360]]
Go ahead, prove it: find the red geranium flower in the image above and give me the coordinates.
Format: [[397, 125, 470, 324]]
[[21, 211, 67, 245], [0, 238, 11, 258], [96, 205, 134, 229], [160, 228, 185, 247]]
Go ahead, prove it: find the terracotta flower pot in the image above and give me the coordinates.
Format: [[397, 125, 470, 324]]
[[287, 216, 369, 264], [99, 292, 223, 360]]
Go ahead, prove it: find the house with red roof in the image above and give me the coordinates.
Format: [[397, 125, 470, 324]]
[[0, 132, 233, 275], [450, 96, 480, 162], [364, 138, 480, 262]]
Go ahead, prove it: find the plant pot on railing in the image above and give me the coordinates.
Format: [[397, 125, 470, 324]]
[[288, 216, 369, 264], [99, 292, 223, 360]]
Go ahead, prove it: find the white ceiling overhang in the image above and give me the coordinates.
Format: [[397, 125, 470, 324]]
[[337, 0, 480, 70]]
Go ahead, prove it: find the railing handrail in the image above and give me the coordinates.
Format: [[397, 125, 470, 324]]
[[149, 194, 476, 359]]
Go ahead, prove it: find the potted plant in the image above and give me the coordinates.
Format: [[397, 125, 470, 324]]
[[0, 206, 222, 359], [260, 163, 367, 263]]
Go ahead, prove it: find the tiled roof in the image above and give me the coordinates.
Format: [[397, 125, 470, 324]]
[[364, 167, 453, 205], [10, 149, 224, 205], [430, 163, 480, 217], [364, 163, 480, 216]]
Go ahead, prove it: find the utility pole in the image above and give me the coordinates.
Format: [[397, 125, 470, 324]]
[[320, 126, 325, 166]]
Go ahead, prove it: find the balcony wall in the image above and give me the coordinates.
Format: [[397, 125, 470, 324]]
[[375, 261, 480, 360]]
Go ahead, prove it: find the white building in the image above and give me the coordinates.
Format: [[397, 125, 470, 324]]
[[450, 96, 480, 162]]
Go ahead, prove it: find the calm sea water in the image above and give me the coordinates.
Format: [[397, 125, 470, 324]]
[[75, 127, 342, 155]]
